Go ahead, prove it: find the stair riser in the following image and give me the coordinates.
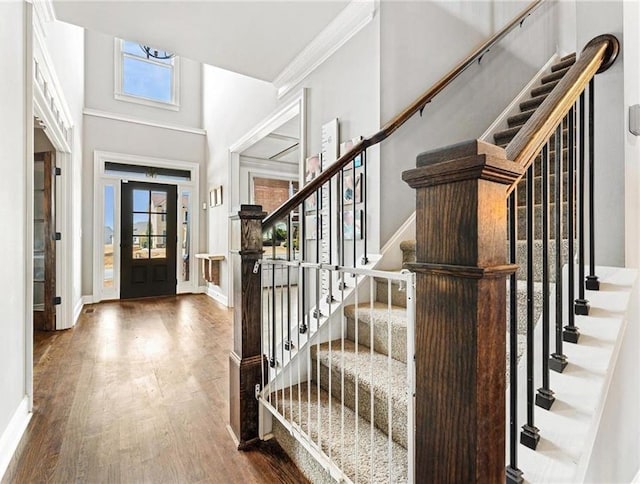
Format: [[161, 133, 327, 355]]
[[399, 240, 416, 269], [346, 316, 407, 363], [516, 172, 569, 206], [551, 57, 576, 72], [311, 360, 408, 449], [516, 202, 571, 240], [532, 79, 559, 97], [376, 279, 408, 309], [520, 94, 547, 112], [513, 239, 571, 283], [541, 67, 570, 84]]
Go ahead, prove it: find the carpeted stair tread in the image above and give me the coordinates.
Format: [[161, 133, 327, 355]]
[[508, 108, 537, 128], [560, 52, 577, 62], [520, 93, 549, 112], [273, 382, 408, 483], [541, 66, 570, 84], [532, 79, 560, 97], [551, 56, 576, 72], [311, 339, 408, 447], [375, 275, 410, 309], [344, 302, 408, 363]]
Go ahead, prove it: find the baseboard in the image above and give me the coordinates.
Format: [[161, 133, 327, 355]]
[[0, 396, 31, 481], [205, 285, 229, 307], [81, 295, 95, 306], [73, 297, 84, 325]]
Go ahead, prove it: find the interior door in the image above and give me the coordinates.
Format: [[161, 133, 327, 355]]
[[120, 181, 177, 299], [33, 151, 57, 331]]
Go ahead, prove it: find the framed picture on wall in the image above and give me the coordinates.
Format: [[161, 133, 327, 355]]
[[305, 154, 322, 212], [340, 136, 364, 168], [343, 209, 362, 240], [209, 185, 223, 207], [342, 169, 362, 205]]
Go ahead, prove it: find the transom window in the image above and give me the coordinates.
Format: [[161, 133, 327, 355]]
[[115, 39, 180, 110]]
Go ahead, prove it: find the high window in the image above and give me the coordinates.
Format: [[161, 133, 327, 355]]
[[114, 39, 180, 110]]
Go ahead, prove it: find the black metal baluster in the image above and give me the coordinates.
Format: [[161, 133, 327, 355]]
[[361, 149, 368, 265], [284, 215, 293, 351], [327, 174, 334, 303], [352, 157, 356, 271], [313, 186, 322, 320], [269, 230, 277, 367], [338, 169, 346, 291], [575, 91, 590, 315], [300, 202, 308, 334], [550, 122, 568, 374], [536, 142, 555, 410], [564, 106, 580, 343], [520, 163, 540, 450], [586, 78, 600, 291], [507, 189, 524, 484]]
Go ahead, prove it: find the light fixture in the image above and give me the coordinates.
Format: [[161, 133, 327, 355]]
[[139, 45, 175, 60]]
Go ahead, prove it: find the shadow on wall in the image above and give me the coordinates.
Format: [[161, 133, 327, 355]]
[[379, 0, 559, 245]]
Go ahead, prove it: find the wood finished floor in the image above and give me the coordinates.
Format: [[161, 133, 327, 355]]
[[3, 295, 308, 484]]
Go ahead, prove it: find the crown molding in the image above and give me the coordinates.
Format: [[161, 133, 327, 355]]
[[273, 0, 376, 99]]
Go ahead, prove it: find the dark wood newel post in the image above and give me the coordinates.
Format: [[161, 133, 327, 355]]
[[402, 140, 523, 483], [229, 204, 267, 450]]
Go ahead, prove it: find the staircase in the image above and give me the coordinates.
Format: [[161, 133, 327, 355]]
[[272, 279, 410, 483]]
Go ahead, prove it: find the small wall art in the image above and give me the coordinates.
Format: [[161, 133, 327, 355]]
[[340, 136, 364, 168], [343, 209, 362, 240], [342, 169, 362, 205], [209, 185, 223, 207], [305, 154, 322, 212]]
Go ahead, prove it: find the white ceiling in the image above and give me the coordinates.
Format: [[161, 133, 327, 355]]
[[53, 0, 350, 81]]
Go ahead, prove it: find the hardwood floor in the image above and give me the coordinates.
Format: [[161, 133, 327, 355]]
[[3, 295, 308, 484]]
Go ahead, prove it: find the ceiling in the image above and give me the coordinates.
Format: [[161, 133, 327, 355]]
[[241, 115, 300, 164], [53, 0, 350, 81]]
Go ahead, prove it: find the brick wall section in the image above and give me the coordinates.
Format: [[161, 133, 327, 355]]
[[253, 177, 298, 214]]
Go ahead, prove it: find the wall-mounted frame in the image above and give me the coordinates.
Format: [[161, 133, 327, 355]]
[[210, 185, 223, 207]]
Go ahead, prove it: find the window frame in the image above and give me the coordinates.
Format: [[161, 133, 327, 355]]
[[114, 38, 181, 111]]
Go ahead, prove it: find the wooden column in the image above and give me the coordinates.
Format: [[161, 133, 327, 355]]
[[229, 204, 266, 449], [402, 140, 523, 483]]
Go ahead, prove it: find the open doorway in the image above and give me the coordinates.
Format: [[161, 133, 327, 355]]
[[228, 90, 307, 306]]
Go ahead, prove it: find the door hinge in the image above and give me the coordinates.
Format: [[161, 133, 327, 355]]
[[53, 296, 62, 305], [53, 232, 62, 241], [54, 167, 62, 176]]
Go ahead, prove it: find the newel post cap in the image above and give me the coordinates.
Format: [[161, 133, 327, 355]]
[[402, 139, 523, 189]]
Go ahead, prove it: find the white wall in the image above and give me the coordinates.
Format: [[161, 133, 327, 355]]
[[82, 29, 205, 297], [85, 30, 202, 128], [202, 65, 277, 303], [623, 0, 640, 269], [575, 1, 625, 267], [379, 0, 559, 245], [39, 17, 85, 326], [0, 0, 29, 473]]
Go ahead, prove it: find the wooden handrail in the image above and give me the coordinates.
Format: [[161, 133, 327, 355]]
[[506, 34, 619, 174], [263, 0, 545, 230]]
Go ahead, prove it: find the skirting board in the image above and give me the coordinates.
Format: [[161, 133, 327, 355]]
[[205, 285, 229, 307], [73, 297, 84, 325], [0, 396, 31, 481]]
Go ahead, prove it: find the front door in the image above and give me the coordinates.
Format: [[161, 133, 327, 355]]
[[120, 181, 177, 299]]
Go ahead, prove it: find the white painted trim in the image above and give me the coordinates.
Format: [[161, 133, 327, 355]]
[[93, 151, 200, 302], [227, 89, 307, 307], [81, 295, 96, 306], [31, 0, 55, 23], [73, 296, 84, 324], [205, 285, 229, 307], [0, 397, 32, 481], [273, 0, 375, 99], [480, 54, 559, 142], [83, 108, 206, 136], [113, 38, 181, 111]]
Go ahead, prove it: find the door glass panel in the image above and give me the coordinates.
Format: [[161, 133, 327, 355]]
[[34, 281, 44, 307], [34, 196, 44, 220], [180, 191, 190, 282], [150, 214, 167, 237], [133, 236, 149, 259], [150, 236, 167, 259], [103, 185, 115, 288], [34, 255, 45, 281], [133, 189, 150, 212], [34, 222, 45, 251], [150, 191, 167, 213], [133, 212, 149, 235], [34, 162, 44, 190]]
